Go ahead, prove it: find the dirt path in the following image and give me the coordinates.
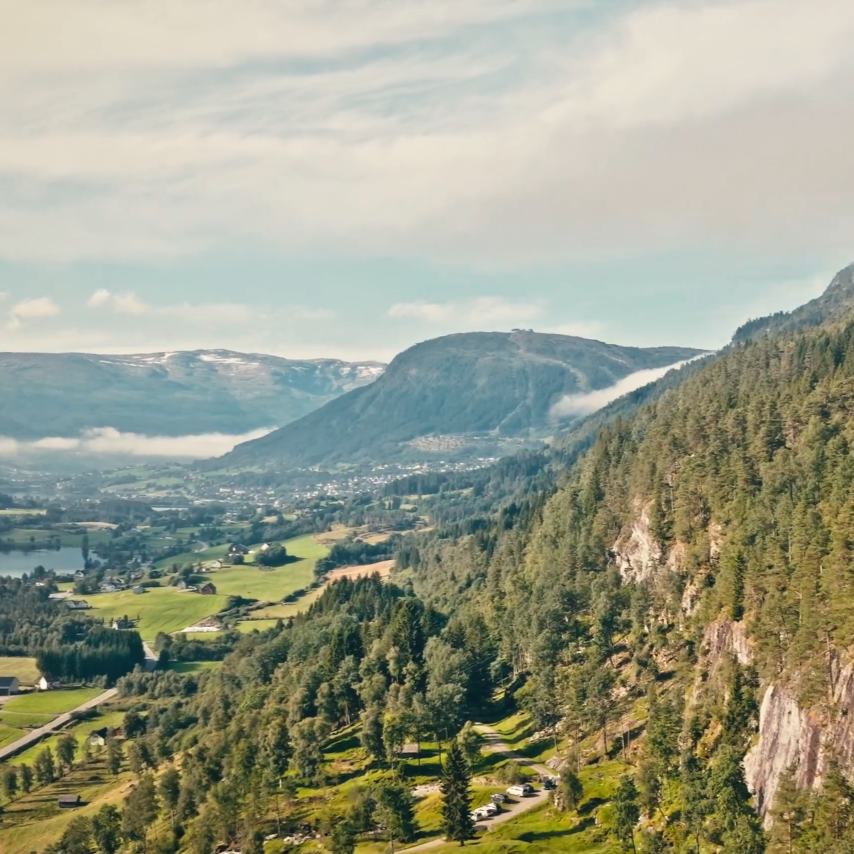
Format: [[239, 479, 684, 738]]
[[402, 724, 554, 851], [0, 688, 118, 762]]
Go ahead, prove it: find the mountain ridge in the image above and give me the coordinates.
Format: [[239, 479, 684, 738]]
[[213, 330, 705, 471], [0, 349, 385, 440]]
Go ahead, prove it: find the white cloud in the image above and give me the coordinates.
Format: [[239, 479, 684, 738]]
[[86, 288, 112, 308], [388, 296, 542, 324], [0, 426, 271, 459], [0, 0, 853, 265], [550, 357, 703, 419], [9, 297, 60, 326], [86, 290, 256, 324]]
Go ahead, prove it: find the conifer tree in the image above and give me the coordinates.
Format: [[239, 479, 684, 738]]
[[441, 741, 475, 846]]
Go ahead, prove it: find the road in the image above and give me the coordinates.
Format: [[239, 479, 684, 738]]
[[403, 724, 554, 851], [0, 688, 118, 762], [142, 642, 158, 672]]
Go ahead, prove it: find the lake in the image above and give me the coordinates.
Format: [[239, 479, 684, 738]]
[[0, 547, 84, 578]]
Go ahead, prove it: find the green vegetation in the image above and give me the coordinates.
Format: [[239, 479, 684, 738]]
[[0, 687, 102, 728], [0, 656, 40, 685], [73, 587, 227, 641]]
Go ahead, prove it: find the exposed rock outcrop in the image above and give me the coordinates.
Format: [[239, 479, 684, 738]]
[[745, 658, 854, 826], [612, 502, 661, 583]]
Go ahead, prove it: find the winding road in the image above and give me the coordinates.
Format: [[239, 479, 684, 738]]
[[403, 724, 554, 851], [0, 644, 157, 763], [0, 688, 118, 762]]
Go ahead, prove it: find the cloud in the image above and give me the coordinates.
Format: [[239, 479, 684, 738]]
[[0, 0, 853, 267], [550, 357, 702, 419], [0, 427, 271, 459], [86, 290, 255, 323], [8, 297, 60, 328], [388, 296, 542, 324]]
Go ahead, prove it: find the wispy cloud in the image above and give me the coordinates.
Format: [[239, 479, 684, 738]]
[[388, 296, 542, 324], [0, 426, 271, 459], [8, 296, 60, 329], [1, 0, 853, 265], [87, 290, 255, 323]]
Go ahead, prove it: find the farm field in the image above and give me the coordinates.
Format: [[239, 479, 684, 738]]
[[168, 661, 222, 674], [73, 587, 227, 641], [0, 724, 24, 748], [0, 687, 103, 729], [235, 618, 280, 633], [11, 710, 125, 767], [251, 558, 393, 620], [0, 656, 40, 685]]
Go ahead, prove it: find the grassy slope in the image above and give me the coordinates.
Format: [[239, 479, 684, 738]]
[[72, 535, 328, 640], [0, 688, 103, 728], [0, 656, 40, 685], [75, 587, 228, 641]]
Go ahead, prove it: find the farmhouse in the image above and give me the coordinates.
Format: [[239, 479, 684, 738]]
[[58, 794, 81, 808], [229, 543, 249, 555], [99, 583, 119, 593], [74, 570, 86, 580], [0, 676, 20, 696], [199, 582, 217, 595], [111, 617, 133, 630], [66, 599, 91, 610]]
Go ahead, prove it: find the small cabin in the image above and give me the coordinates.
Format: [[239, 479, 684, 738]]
[[58, 794, 81, 809], [66, 600, 90, 610], [199, 582, 217, 596], [88, 728, 109, 748], [0, 676, 20, 696]]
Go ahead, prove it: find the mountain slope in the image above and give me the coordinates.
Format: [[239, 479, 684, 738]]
[[398, 263, 854, 848], [0, 350, 384, 440], [734, 262, 854, 342], [215, 331, 703, 470]]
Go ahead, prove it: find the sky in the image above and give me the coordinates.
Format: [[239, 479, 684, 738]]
[[1, 0, 853, 363]]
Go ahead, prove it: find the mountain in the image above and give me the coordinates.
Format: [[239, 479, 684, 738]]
[[213, 330, 704, 470], [734, 262, 854, 342], [397, 262, 854, 849], [0, 350, 385, 440]]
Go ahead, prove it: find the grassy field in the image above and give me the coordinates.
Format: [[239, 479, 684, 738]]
[[0, 688, 103, 728], [168, 661, 222, 674], [235, 618, 281, 633], [0, 656, 40, 685], [0, 724, 25, 748], [11, 710, 125, 768], [73, 587, 228, 641], [0, 747, 135, 854]]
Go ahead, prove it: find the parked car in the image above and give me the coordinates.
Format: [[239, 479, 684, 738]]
[[543, 777, 557, 790], [470, 803, 500, 822], [490, 793, 509, 804]]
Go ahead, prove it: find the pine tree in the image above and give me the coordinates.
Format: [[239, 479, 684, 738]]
[[612, 777, 640, 854], [441, 741, 475, 846]]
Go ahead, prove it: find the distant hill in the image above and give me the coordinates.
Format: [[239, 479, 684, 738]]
[[0, 350, 385, 440], [213, 331, 704, 470]]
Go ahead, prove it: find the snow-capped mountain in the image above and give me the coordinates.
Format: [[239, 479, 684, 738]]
[[0, 350, 386, 441]]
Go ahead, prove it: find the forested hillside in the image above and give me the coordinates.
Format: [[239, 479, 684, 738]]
[[10, 271, 854, 854], [401, 298, 854, 851]]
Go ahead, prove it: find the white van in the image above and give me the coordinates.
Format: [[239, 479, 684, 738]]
[[506, 783, 534, 797]]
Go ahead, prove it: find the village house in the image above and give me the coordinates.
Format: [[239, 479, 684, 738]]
[[87, 727, 109, 748], [74, 570, 86, 581], [0, 677, 20, 696], [66, 599, 90, 610], [199, 582, 217, 595], [111, 617, 133, 630], [58, 794, 81, 809]]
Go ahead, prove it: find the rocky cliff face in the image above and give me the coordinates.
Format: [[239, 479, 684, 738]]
[[745, 658, 854, 826]]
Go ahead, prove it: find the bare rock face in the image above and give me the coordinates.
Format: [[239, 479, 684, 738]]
[[745, 659, 854, 826], [612, 501, 662, 583], [703, 618, 752, 668]]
